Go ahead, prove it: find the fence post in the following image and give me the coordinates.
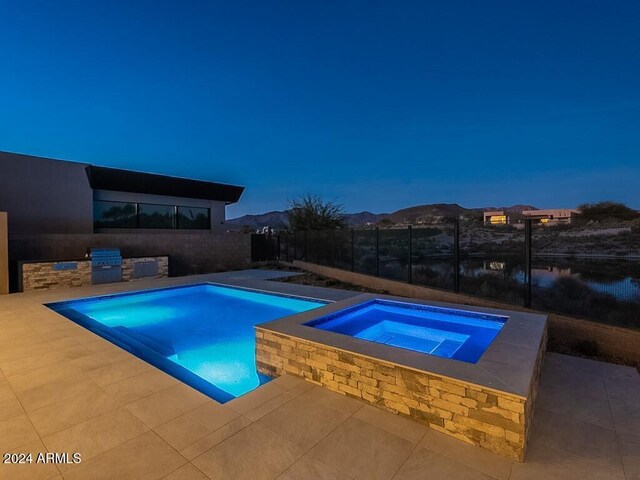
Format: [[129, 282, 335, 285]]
[[453, 220, 460, 293], [408, 226, 413, 284], [304, 230, 308, 262], [316, 231, 321, 265], [351, 229, 355, 272], [276, 234, 280, 261], [331, 230, 335, 267], [524, 219, 532, 307], [284, 234, 288, 262], [293, 231, 297, 261], [375, 228, 380, 277]]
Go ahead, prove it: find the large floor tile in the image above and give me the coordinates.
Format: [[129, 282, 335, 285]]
[[227, 381, 285, 415], [536, 382, 614, 428], [102, 374, 155, 404], [604, 373, 640, 402], [277, 454, 354, 480], [418, 428, 513, 480], [309, 417, 414, 480], [187, 401, 240, 432], [154, 415, 211, 451], [531, 408, 622, 469], [0, 350, 68, 377], [0, 440, 60, 480], [62, 431, 186, 480], [0, 382, 24, 421], [258, 392, 351, 450], [162, 463, 209, 480], [244, 389, 300, 421], [125, 390, 184, 428], [41, 407, 149, 470], [0, 414, 39, 452], [27, 387, 121, 436], [129, 369, 179, 393], [161, 383, 212, 413], [354, 405, 428, 444], [394, 447, 497, 480], [510, 441, 625, 480], [68, 351, 113, 371], [87, 358, 152, 386], [609, 396, 640, 436], [180, 416, 253, 461], [296, 385, 363, 415], [539, 360, 608, 400], [617, 432, 640, 480], [192, 424, 303, 480], [16, 375, 104, 412], [270, 373, 314, 392], [6, 362, 85, 393]]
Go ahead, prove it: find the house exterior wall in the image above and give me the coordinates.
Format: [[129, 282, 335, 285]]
[[0, 151, 234, 235], [0, 212, 8, 294], [0, 152, 94, 234], [521, 209, 579, 224]]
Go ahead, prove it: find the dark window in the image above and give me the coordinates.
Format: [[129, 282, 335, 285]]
[[138, 203, 175, 229], [177, 206, 210, 229], [93, 201, 137, 228], [94, 201, 212, 230]]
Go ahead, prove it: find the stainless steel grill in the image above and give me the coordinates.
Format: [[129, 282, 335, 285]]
[[90, 248, 122, 285]]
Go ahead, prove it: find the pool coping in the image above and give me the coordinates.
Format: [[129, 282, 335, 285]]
[[258, 293, 548, 398]]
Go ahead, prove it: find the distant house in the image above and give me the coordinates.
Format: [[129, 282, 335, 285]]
[[0, 151, 244, 235], [483, 211, 523, 225], [521, 209, 579, 225], [484, 208, 579, 226]]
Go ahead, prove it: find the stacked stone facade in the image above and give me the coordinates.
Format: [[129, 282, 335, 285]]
[[256, 327, 546, 461], [21, 261, 92, 290], [20, 256, 169, 291]]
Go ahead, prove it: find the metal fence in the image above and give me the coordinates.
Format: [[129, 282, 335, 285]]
[[272, 215, 640, 329]]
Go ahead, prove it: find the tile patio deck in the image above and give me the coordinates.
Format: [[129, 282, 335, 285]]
[[0, 270, 638, 480]]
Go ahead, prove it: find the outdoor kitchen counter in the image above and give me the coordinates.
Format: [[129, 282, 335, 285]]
[[17, 255, 169, 291]]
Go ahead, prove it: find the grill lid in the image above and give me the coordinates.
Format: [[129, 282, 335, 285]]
[[90, 248, 121, 258]]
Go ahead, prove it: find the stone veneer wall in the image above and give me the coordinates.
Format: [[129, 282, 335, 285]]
[[21, 261, 93, 290], [256, 327, 547, 461], [20, 256, 169, 291]]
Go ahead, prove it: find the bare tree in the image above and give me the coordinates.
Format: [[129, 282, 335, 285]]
[[286, 194, 346, 231]]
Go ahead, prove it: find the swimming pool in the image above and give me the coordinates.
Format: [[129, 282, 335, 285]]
[[47, 284, 326, 403], [304, 299, 506, 363]]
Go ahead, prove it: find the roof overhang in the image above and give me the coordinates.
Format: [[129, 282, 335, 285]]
[[85, 165, 244, 204]]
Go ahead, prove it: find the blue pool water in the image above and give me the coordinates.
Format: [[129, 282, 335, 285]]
[[304, 300, 506, 363], [48, 284, 326, 403]]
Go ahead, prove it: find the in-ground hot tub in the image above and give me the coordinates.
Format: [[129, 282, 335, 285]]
[[304, 299, 507, 363], [255, 294, 547, 461]]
